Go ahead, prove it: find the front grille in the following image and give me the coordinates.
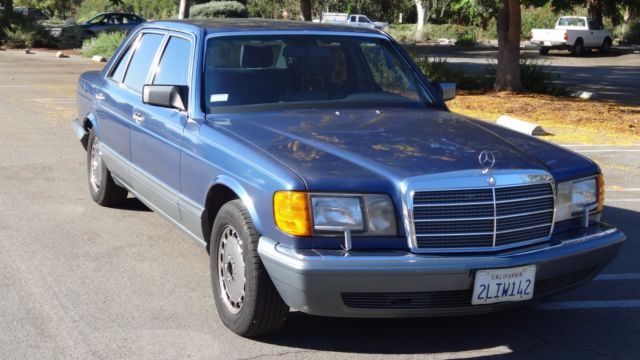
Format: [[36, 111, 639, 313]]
[[341, 267, 597, 309], [412, 183, 554, 251]]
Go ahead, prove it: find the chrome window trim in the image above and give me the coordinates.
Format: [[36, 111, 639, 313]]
[[401, 169, 556, 254]]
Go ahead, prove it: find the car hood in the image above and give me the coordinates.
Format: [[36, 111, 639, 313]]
[[210, 108, 587, 191]]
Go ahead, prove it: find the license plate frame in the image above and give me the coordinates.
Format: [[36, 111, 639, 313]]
[[472, 265, 536, 305]]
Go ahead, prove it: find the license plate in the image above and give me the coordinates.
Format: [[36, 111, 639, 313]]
[[472, 265, 536, 305], [544, 41, 551, 46]]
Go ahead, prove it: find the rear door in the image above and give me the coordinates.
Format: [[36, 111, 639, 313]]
[[129, 32, 194, 223]]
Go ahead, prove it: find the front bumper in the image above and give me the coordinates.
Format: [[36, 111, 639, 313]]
[[258, 223, 625, 317]]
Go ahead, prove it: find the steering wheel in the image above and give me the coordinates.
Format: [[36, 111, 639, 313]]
[[329, 78, 379, 99]]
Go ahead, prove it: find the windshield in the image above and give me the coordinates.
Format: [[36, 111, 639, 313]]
[[204, 35, 433, 113]]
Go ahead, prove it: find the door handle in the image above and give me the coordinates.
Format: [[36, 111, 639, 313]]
[[95, 93, 105, 101], [132, 112, 145, 123]]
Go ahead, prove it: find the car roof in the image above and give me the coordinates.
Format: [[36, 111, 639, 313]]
[[146, 18, 383, 35]]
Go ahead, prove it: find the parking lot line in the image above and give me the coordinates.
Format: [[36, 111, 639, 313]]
[[535, 300, 640, 311], [595, 273, 640, 281]]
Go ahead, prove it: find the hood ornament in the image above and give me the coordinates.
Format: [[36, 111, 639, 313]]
[[478, 150, 496, 171]]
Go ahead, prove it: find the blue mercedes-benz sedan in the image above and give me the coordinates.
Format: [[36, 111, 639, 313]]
[[72, 19, 625, 337]]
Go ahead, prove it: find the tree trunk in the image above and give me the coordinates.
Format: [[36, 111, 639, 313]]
[[414, 0, 425, 41], [178, 0, 190, 19], [300, 0, 312, 21], [4, 0, 13, 14], [587, 0, 603, 27], [624, 7, 637, 23], [494, 0, 522, 92]]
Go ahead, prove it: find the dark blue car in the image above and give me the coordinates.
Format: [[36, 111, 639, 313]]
[[72, 19, 625, 337], [79, 12, 145, 36]]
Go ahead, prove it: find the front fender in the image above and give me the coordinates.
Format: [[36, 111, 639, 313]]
[[210, 174, 264, 234]]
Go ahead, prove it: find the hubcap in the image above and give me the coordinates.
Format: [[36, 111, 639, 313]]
[[217, 225, 246, 314], [90, 137, 103, 192]]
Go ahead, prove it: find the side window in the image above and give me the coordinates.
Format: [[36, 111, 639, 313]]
[[350, 16, 357, 22], [122, 33, 164, 93], [110, 35, 139, 83], [153, 36, 192, 86]]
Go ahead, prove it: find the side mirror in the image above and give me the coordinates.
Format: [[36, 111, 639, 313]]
[[436, 82, 456, 101], [142, 85, 188, 111]]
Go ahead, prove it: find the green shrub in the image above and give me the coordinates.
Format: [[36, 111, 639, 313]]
[[57, 26, 86, 49], [455, 30, 476, 46], [81, 31, 127, 59], [387, 24, 418, 43], [1, 16, 57, 48], [621, 20, 640, 44], [190, 1, 248, 19]]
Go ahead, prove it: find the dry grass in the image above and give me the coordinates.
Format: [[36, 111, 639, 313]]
[[448, 92, 640, 144]]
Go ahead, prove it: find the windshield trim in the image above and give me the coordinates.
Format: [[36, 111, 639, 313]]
[[202, 31, 438, 112]]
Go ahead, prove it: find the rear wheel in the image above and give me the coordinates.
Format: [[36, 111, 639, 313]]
[[210, 200, 289, 337], [86, 129, 128, 206], [601, 38, 612, 53], [571, 39, 584, 56], [539, 47, 549, 55]]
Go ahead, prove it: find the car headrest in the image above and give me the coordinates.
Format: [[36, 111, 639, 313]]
[[241, 45, 274, 68]]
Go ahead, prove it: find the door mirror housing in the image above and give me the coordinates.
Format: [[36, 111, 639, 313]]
[[435, 82, 456, 101], [142, 85, 188, 111]]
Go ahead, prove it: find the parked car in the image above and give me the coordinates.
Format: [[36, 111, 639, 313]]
[[531, 16, 613, 55], [79, 12, 145, 36], [321, 12, 388, 30], [72, 19, 625, 337], [14, 6, 50, 20]]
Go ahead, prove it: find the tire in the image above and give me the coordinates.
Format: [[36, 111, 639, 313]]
[[210, 200, 289, 337], [571, 39, 584, 56], [601, 38, 612, 54], [539, 47, 549, 55], [86, 129, 128, 206]]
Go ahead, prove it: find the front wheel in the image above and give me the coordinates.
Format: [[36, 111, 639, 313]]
[[210, 200, 289, 337], [86, 129, 128, 206]]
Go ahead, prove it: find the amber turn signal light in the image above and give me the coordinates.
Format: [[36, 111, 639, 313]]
[[273, 191, 311, 236], [597, 173, 605, 213]]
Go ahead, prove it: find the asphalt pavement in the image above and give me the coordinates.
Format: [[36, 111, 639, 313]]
[[0, 49, 639, 360]]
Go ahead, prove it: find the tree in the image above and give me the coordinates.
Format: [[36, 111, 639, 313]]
[[494, 0, 522, 91], [587, 0, 603, 26], [414, 0, 426, 36], [300, 0, 312, 20], [179, 0, 190, 19]]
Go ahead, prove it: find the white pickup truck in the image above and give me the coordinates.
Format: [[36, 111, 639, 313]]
[[321, 12, 388, 30], [531, 16, 613, 56]]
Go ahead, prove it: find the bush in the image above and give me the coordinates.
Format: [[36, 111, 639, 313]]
[[1, 15, 57, 48], [190, 1, 248, 19], [81, 31, 127, 59], [620, 20, 640, 44], [387, 24, 418, 43], [57, 26, 86, 49], [454, 30, 476, 46]]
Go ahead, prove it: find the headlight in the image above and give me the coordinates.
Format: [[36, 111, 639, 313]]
[[555, 176, 602, 223], [274, 192, 397, 236], [311, 196, 364, 231]]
